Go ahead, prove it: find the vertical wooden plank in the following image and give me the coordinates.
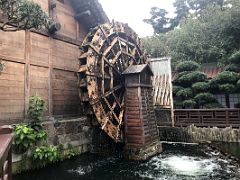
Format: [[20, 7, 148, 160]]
[[49, 38, 53, 117], [24, 31, 31, 118]]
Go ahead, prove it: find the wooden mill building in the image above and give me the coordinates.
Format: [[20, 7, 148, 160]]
[[0, 0, 109, 125]]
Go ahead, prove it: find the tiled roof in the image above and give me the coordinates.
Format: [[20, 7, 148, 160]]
[[122, 64, 153, 75], [70, 0, 109, 30]]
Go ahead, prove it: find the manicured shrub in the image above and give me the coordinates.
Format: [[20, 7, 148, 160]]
[[172, 85, 183, 95], [177, 71, 207, 86], [176, 88, 193, 98], [173, 61, 217, 109], [219, 83, 236, 94], [176, 61, 200, 73], [194, 93, 217, 106], [182, 99, 196, 108], [211, 71, 239, 85], [237, 79, 240, 88], [229, 50, 240, 65], [192, 82, 210, 92], [224, 64, 239, 72]]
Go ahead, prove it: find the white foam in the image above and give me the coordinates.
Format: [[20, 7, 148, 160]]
[[155, 155, 219, 176]]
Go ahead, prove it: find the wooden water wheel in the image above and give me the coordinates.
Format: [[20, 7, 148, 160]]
[[78, 22, 146, 142]]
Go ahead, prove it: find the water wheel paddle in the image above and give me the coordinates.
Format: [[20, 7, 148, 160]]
[[78, 22, 146, 142]]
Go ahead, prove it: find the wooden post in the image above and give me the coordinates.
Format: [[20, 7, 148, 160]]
[[48, 38, 53, 117], [24, 30, 31, 119], [7, 147, 12, 180], [226, 109, 229, 126]]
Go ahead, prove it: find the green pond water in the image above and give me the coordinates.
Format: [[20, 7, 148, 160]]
[[14, 144, 240, 180]]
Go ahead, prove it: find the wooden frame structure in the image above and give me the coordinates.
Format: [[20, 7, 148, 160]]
[[174, 109, 240, 127], [150, 57, 174, 126]]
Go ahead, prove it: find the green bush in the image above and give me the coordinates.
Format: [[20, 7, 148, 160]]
[[224, 64, 239, 72], [211, 71, 239, 85], [13, 124, 36, 154], [219, 83, 236, 94], [13, 123, 48, 154], [33, 145, 58, 167], [172, 85, 183, 95], [176, 61, 200, 73], [29, 123, 47, 141], [28, 96, 46, 122], [194, 93, 217, 106], [176, 88, 193, 98], [229, 50, 240, 65], [237, 79, 240, 88], [177, 71, 207, 86], [174, 101, 183, 108], [182, 99, 196, 108], [192, 82, 210, 92]]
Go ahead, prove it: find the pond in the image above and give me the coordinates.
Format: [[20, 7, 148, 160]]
[[14, 144, 240, 180]]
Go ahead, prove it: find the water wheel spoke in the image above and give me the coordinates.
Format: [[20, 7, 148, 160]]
[[112, 92, 122, 108], [101, 57, 105, 94], [111, 51, 122, 65], [103, 97, 120, 124], [91, 84, 123, 105], [103, 57, 121, 76], [103, 38, 118, 56]]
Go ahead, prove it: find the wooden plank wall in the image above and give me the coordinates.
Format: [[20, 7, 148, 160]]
[[0, 0, 88, 125]]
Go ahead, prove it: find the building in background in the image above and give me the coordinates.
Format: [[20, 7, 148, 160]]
[[0, 0, 108, 125]]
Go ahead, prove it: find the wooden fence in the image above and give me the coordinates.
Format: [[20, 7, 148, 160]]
[[0, 126, 13, 180], [174, 109, 240, 127]]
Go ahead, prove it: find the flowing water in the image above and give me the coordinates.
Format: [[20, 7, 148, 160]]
[[14, 144, 240, 180]]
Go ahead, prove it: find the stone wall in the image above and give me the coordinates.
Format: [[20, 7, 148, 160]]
[[155, 108, 172, 126], [159, 125, 240, 143], [13, 116, 93, 174], [43, 117, 92, 150]]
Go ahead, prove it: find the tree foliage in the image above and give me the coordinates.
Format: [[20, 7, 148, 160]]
[[0, 0, 52, 72], [144, 0, 225, 34], [0, 0, 51, 32], [142, 34, 168, 58], [210, 50, 240, 94], [142, 0, 240, 67]]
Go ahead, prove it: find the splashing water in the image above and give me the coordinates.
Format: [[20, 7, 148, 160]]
[[160, 156, 218, 176]]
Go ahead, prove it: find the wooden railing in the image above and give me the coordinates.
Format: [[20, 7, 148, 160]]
[[174, 109, 240, 127], [0, 126, 13, 180]]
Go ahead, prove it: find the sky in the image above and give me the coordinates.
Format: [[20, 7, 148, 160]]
[[98, 0, 175, 37]]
